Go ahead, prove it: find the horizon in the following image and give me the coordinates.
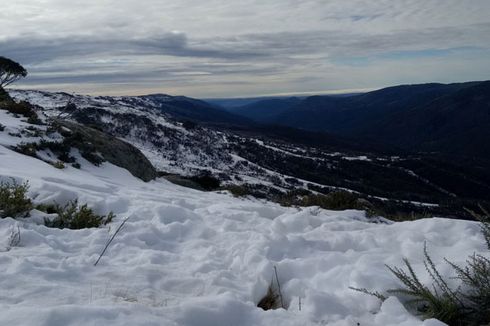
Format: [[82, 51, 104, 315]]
[[2, 1, 490, 98], [8, 79, 488, 100]]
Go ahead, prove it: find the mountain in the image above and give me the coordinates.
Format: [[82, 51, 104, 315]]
[[8, 88, 490, 218], [142, 94, 254, 126], [1, 111, 484, 325], [223, 97, 302, 123], [225, 81, 490, 158]]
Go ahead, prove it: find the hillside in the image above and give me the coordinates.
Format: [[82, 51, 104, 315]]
[[226, 81, 490, 158], [8, 89, 490, 218], [0, 110, 486, 325]]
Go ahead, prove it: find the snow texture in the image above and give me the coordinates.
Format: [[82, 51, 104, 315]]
[[0, 131, 486, 325], [0, 92, 486, 325]]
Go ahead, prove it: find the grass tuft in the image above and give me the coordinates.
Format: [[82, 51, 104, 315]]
[[44, 200, 114, 229]]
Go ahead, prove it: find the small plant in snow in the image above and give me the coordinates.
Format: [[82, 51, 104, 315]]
[[466, 205, 490, 250], [0, 179, 32, 218], [44, 200, 114, 229], [52, 161, 65, 169], [352, 207, 490, 325], [5, 225, 21, 251], [257, 266, 286, 311]]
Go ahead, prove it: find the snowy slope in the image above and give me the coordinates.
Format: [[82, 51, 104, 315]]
[[0, 123, 487, 325], [8, 89, 295, 186], [8, 89, 379, 194]]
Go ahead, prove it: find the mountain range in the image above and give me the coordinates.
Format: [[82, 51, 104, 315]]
[[219, 81, 490, 158]]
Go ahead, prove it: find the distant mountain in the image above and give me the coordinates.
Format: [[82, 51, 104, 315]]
[[138, 94, 254, 126], [223, 97, 302, 123], [225, 81, 490, 158], [8, 88, 490, 217], [205, 96, 305, 109]]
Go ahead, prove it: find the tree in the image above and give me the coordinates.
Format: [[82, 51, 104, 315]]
[[0, 56, 27, 88]]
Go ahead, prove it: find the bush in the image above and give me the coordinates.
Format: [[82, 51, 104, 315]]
[[44, 200, 114, 229], [26, 114, 43, 125], [352, 208, 490, 325], [385, 244, 464, 324], [366, 200, 432, 222], [0, 179, 32, 218], [189, 173, 221, 191], [2, 101, 36, 118], [52, 161, 65, 169], [226, 185, 253, 197], [0, 123, 4, 132], [301, 191, 362, 210], [467, 206, 490, 250], [12, 142, 38, 157]]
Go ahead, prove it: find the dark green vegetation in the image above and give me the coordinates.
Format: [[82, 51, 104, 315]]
[[42, 200, 114, 229], [222, 81, 490, 159], [0, 179, 114, 229], [352, 209, 490, 325], [0, 179, 32, 218], [229, 138, 490, 220], [0, 56, 27, 88], [224, 97, 302, 123], [0, 90, 42, 124]]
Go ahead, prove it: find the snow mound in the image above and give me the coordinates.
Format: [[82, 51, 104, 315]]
[[0, 144, 485, 325]]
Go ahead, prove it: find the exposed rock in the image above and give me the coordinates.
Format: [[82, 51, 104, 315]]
[[58, 120, 158, 182]]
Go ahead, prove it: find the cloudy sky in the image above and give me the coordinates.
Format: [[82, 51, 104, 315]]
[[2, 0, 490, 98]]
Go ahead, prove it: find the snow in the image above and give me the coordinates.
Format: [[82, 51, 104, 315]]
[[1, 101, 487, 325], [0, 139, 486, 325]]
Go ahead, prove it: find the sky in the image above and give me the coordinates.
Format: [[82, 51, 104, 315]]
[[2, 0, 490, 98]]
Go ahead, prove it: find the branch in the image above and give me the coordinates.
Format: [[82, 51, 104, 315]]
[[94, 216, 130, 266]]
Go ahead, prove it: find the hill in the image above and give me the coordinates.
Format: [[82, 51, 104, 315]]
[[225, 81, 490, 158]]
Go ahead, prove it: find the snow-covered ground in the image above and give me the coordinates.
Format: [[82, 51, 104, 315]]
[[0, 129, 486, 325]]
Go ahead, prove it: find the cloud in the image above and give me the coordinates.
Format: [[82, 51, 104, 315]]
[[1, 0, 490, 97]]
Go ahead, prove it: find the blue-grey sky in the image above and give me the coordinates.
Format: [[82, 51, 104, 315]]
[[2, 0, 490, 97]]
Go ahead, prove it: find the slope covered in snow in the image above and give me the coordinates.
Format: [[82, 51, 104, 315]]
[[0, 111, 487, 325]]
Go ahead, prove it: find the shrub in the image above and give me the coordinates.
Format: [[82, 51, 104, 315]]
[[301, 191, 362, 210], [466, 206, 490, 250], [72, 162, 81, 169], [3, 101, 36, 118], [352, 209, 490, 325], [44, 200, 114, 229], [448, 254, 490, 325], [52, 161, 65, 169], [385, 244, 464, 324], [26, 114, 43, 125], [0, 123, 4, 132], [366, 200, 432, 222], [226, 185, 252, 197], [189, 173, 221, 191], [0, 179, 32, 218], [35, 203, 58, 214], [12, 142, 38, 157]]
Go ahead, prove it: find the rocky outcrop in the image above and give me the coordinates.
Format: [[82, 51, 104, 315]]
[[58, 121, 158, 182]]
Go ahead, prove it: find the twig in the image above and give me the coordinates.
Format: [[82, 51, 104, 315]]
[[94, 216, 130, 266], [6, 225, 21, 251], [274, 265, 285, 309]]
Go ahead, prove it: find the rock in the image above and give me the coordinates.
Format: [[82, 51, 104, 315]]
[[58, 121, 158, 182]]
